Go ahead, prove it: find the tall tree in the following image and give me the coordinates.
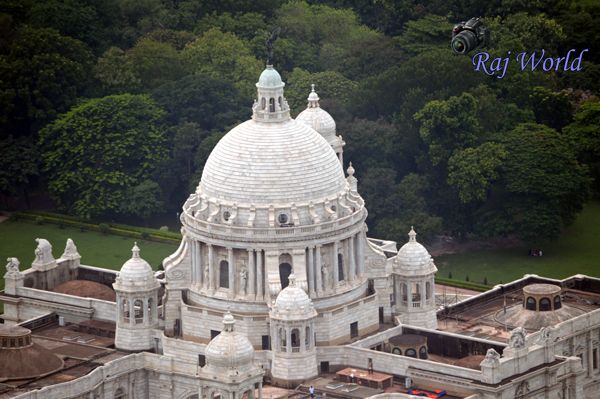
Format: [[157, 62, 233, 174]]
[[39, 94, 168, 219]]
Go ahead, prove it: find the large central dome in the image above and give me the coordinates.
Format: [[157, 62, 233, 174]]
[[199, 118, 345, 205], [198, 65, 346, 206]]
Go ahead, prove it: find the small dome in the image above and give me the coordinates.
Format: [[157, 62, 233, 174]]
[[53, 280, 116, 301], [0, 325, 64, 380], [395, 227, 437, 275], [114, 243, 158, 291], [272, 274, 317, 320], [257, 65, 283, 88], [204, 312, 255, 374], [296, 85, 337, 145]]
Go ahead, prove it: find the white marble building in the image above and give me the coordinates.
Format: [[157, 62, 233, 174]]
[[2, 64, 600, 399]]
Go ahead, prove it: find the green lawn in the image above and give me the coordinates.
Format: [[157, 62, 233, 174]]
[[436, 202, 600, 285], [0, 219, 177, 291]]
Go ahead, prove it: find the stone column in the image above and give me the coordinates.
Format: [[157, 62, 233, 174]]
[[420, 282, 425, 308], [300, 324, 306, 351], [190, 239, 197, 284], [407, 283, 413, 308], [257, 250, 263, 299], [143, 298, 149, 325], [348, 235, 356, 281], [308, 247, 316, 297], [588, 331, 594, 377], [248, 386, 255, 399], [248, 249, 256, 298], [332, 241, 339, 288], [228, 247, 234, 298], [208, 245, 214, 291], [315, 245, 323, 295], [286, 328, 292, 353], [357, 232, 364, 276], [258, 383, 263, 399], [152, 292, 158, 323], [129, 297, 135, 326], [197, 242, 203, 288]]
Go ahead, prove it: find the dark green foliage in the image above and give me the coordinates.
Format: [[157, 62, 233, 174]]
[[98, 223, 110, 235], [39, 94, 168, 219]]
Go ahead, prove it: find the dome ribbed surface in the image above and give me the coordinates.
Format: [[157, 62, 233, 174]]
[[394, 229, 437, 275], [204, 314, 254, 373], [258, 67, 283, 87], [272, 275, 317, 320], [199, 119, 346, 205], [296, 107, 337, 144], [115, 244, 158, 291]]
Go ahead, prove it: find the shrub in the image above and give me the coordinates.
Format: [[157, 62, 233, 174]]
[[465, 275, 470, 282], [35, 216, 44, 225], [141, 231, 150, 239], [448, 271, 453, 279], [483, 276, 488, 285], [159, 225, 169, 232], [98, 223, 110, 235]]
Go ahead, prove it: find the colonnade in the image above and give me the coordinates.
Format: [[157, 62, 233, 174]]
[[392, 276, 435, 309], [188, 231, 365, 299]]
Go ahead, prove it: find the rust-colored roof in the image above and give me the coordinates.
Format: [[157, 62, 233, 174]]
[[454, 355, 486, 370], [0, 325, 29, 338], [52, 280, 116, 302], [0, 343, 64, 380]]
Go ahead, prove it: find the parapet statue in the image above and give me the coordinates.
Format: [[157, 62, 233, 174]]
[[34, 238, 54, 264], [61, 238, 80, 259], [5, 257, 20, 274], [480, 348, 501, 367], [509, 327, 527, 349], [265, 27, 281, 65]]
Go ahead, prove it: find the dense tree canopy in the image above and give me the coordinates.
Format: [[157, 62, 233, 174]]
[[0, 0, 598, 247], [39, 94, 167, 219]]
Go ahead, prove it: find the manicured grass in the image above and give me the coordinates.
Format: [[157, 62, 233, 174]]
[[0, 219, 177, 292], [436, 202, 600, 285]]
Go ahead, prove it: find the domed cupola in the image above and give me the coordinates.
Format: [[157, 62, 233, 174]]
[[391, 228, 438, 330], [114, 243, 159, 292], [296, 85, 344, 164], [394, 227, 437, 276], [269, 274, 318, 385], [204, 312, 256, 376], [272, 274, 317, 321], [114, 243, 160, 351]]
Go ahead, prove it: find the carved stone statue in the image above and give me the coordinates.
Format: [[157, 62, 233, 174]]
[[509, 327, 527, 349], [61, 238, 80, 259], [33, 238, 54, 265], [204, 266, 210, 287], [480, 348, 501, 367], [239, 267, 248, 295], [265, 27, 281, 65], [537, 326, 557, 345], [322, 263, 330, 289], [5, 257, 20, 274]]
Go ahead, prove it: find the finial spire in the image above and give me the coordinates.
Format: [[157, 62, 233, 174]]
[[307, 83, 320, 107], [288, 273, 296, 286], [408, 227, 417, 242], [223, 311, 235, 332], [347, 162, 355, 177], [132, 242, 140, 258]]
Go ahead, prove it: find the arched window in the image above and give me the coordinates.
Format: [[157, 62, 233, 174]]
[[279, 263, 292, 289], [114, 388, 126, 399], [305, 326, 311, 348], [392, 348, 402, 355], [269, 98, 275, 112], [426, 281, 431, 300], [413, 282, 421, 302], [337, 253, 344, 281], [419, 346, 428, 359], [405, 348, 417, 358], [554, 295, 562, 310], [278, 96, 283, 109], [219, 260, 229, 288], [291, 328, 300, 351], [280, 327, 286, 351], [402, 283, 408, 302], [261, 98, 266, 110], [525, 297, 536, 310], [122, 298, 130, 320], [539, 297, 551, 311], [134, 299, 143, 323]]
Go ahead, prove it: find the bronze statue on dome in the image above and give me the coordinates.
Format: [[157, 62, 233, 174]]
[[265, 27, 281, 65]]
